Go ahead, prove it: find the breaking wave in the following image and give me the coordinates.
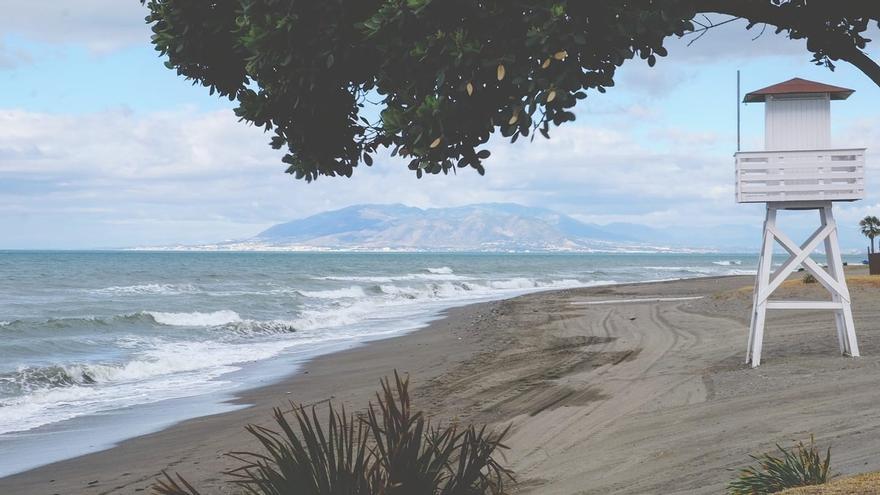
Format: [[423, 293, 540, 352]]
[[89, 283, 198, 295], [426, 266, 454, 274], [141, 311, 297, 336], [314, 270, 472, 283], [144, 310, 242, 327], [0, 338, 295, 435], [297, 286, 367, 299]]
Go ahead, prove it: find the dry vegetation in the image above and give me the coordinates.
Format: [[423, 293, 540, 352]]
[[780, 472, 880, 494], [719, 269, 879, 300]]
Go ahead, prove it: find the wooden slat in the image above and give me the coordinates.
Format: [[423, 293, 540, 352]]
[[740, 183, 863, 193], [737, 161, 864, 171], [738, 169, 862, 177], [766, 300, 844, 310], [735, 147, 866, 156]]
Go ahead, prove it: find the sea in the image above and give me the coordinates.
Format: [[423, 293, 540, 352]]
[[0, 250, 862, 476]]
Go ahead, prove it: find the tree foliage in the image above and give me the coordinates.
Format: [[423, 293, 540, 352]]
[[143, 0, 880, 181], [860, 215, 880, 254]]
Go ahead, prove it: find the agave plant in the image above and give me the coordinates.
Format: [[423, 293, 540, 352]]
[[153, 371, 512, 495], [728, 435, 831, 495]]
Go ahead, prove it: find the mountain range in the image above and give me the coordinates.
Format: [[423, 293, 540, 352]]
[[137, 203, 873, 253], [169, 203, 760, 252], [252, 203, 646, 251]]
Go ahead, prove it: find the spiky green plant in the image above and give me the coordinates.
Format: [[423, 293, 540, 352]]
[[728, 435, 831, 495], [153, 371, 512, 495], [803, 273, 817, 284]]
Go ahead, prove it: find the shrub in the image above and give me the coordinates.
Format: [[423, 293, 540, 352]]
[[803, 273, 817, 284], [728, 435, 831, 495], [153, 372, 513, 495]]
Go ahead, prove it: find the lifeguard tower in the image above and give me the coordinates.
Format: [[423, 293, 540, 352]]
[[735, 77, 866, 367]]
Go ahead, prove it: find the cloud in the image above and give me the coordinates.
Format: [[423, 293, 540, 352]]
[[0, 1, 150, 54], [0, 105, 746, 247], [618, 64, 694, 97], [665, 16, 810, 62], [1, 35, 878, 249], [649, 128, 720, 148]]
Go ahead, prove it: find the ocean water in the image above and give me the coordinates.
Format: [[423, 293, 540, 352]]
[[0, 251, 858, 476]]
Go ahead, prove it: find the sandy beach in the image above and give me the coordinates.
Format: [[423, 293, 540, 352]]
[[3, 268, 879, 494]]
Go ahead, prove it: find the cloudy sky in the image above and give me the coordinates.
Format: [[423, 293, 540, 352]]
[[1, 3, 879, 250]]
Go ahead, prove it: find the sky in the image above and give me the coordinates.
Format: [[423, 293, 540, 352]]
[[1, 3, 879, 250]]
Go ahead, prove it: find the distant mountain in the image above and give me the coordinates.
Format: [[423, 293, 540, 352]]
[[241, 203, 683, 252], [136, 202, 871, 253]]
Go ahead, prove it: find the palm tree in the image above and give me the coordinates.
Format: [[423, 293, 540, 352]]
[[860, 215, 880, 254]]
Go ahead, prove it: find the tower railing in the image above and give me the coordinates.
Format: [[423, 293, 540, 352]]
[[735, 148, 866, 203]]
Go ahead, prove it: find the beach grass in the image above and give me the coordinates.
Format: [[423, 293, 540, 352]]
[[728, 436, 830, 495], [154, 372, 512, 495]]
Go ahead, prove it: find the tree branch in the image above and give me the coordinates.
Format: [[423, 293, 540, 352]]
[[839, 45, 880, 88], [692, 0, 880, 88]]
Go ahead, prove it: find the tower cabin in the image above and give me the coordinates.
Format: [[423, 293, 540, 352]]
[[735, 77, 866, 367], [735, 77, 865, 203]]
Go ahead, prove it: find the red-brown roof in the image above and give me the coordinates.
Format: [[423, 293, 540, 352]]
[[743, 77, 854, 103]]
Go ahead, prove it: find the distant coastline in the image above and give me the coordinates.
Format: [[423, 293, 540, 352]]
[[125, 243, 719, 254]]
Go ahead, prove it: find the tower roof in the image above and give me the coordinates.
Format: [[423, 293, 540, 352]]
[[743, 77, 854, 103]]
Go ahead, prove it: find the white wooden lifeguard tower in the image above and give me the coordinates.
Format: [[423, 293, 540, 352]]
[[736, 77, 866, 367]]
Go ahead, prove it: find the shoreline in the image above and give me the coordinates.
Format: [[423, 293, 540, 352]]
[[3, 269, 880, 494], [0, 287, 505, 494], [0, 276, 696, 478]]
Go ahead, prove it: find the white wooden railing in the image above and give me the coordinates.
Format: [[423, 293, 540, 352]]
[[735, 148, 866, 203]]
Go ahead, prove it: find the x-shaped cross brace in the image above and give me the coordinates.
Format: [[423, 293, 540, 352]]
[[746, 202, 859, 367]]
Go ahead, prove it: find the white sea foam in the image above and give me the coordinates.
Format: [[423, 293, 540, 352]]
[[426, 266, 454, 274], [725, 269, 757, 276], [644, 266, 755, 277], [289, 277, 602, 333], [145, 310, 242, 327], [377, 284, 424, 299], [712, 260, 743, 266], [315, 272, 472, 282], [487, 277, 585, 290], [223, 319, 298, 336], [644, 266, 710, 272], [297, 286, 366, 299], [90, 283, 197, 295], [67, 339, 288, 385], [0, 338, 297, 435]]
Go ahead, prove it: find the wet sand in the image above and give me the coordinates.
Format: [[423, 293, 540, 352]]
[[3, 268, 879, 494]]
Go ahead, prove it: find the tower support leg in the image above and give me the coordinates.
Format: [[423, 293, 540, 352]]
[[748, 205, 776, 367], [820, 205, 859, 357], [747, 201, 859, 367]]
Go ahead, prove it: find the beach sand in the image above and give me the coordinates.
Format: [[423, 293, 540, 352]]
[[3, 268, 880, 494]]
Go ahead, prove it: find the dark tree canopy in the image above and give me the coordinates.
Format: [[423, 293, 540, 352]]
[[143, 0, 880, 181]]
